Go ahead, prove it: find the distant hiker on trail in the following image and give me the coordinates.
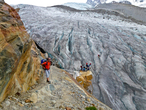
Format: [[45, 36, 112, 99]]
[[86, 63, 91, 70], [41, 58, 51, 84]]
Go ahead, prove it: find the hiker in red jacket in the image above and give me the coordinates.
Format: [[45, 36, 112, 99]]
[[42, 58, 51, 84], [98, 54, 100, 58]]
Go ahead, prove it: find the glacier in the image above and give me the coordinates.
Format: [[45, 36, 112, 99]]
[[13, 4, 146, 110]]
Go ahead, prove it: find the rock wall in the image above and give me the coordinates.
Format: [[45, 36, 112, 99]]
[[0, 2, 43, 102]]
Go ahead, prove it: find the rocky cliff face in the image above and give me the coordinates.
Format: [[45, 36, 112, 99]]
[[13, 4, 146, 110], [0, 2, 43, 102]]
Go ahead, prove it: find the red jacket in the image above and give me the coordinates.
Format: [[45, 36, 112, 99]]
[[42, 61, 51, 70]]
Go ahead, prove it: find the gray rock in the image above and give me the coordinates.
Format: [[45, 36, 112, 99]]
[[51, 100, 56, 105], [5, 101, 10, 106], [81, 95, 85, 99], [34, 106, 39, 109], [49, 84, 55, 91], [12, 106, 17, 110]]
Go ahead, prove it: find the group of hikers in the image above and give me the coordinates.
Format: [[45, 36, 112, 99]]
[[80, 63, 91, 71], [41, 57, 92, 84], [41, 53, 100, 83], [80, 54, 100, 71]]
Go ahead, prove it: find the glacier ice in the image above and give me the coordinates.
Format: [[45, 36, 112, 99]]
[[14, 4, 146, 110]]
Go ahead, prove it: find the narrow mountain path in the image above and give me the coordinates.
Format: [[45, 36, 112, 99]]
[[0, 66, 112, 110]]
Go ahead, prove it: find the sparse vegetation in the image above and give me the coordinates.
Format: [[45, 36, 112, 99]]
[[85, 106, 97, 110]]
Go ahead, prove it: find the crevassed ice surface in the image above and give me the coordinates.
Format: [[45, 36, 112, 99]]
[[15, 4, 146, 110]]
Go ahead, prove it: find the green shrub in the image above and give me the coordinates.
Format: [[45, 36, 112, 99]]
[[85, 106, 97, 110]]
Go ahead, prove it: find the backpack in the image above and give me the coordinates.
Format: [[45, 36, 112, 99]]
[[41, 59, 47, 69], [41, 59, 47, 64]]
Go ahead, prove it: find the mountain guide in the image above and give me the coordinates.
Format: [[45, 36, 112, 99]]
[[41, 58, 52, 84]]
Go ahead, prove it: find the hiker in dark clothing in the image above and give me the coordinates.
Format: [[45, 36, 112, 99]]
[[41, 58, 51, 84], [86, 63, 91, 70], [83, 67, 86, 71], [80, 66, 83, 71]]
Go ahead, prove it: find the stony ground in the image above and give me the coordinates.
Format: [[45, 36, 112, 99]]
[[0, 66, 111, 110]]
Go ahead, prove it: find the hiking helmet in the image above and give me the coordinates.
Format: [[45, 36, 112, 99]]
[[86, 63, 88, 65], [90, 63, 91, 65]]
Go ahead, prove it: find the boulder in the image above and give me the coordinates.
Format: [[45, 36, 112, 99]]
[[76, 71, 93, 90]]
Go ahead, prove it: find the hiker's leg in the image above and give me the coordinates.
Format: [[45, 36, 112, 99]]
[[47, 77, 49, 81], [45, 70, 50, 81], [47, 70, 50, 81]]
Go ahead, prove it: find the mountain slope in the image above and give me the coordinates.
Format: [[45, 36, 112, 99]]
[[95, 3, 146, 24], [13, 4, 146, 110], [1, 66, 111, 110]]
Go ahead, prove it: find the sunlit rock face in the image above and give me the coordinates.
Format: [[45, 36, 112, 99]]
[[0, 2, 43, 102], [14, 4, 146, 110], [76, 71, 93, 90]]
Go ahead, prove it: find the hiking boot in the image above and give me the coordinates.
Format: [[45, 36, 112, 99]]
[[47, 80, 51, 84], [48, 81, 51, 84]]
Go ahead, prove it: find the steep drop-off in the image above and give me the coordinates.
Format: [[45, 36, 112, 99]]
[[0, 1, 43, 102]]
